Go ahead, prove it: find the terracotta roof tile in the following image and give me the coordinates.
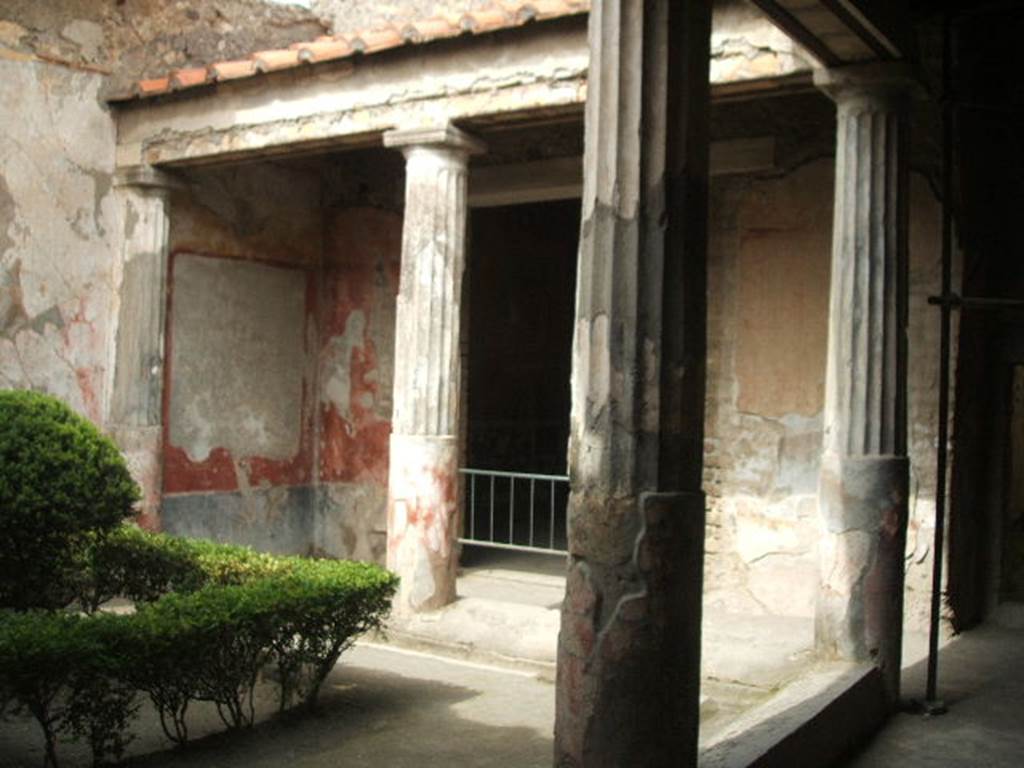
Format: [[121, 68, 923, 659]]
[[399, 18, 443, 44], [253, 48, 302, 73], [136, 76, 171, 97], [210, 59, 258, 81], [169, 67, 210, 90], [291, 38, 354, 64], [468, 9, 513, 32], [110, 1, 590, 103], [356, 27, 405, 54]]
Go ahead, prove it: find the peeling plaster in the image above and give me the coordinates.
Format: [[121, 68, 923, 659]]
[[322, 309, 366, 422], [0, 59, 116, 421]]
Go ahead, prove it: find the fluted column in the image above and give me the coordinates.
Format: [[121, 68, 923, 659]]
[[383, 125, 484, 613], [109, 166, 179, 528], [555, 2, 711, 765], [814, 63, 913, 704]]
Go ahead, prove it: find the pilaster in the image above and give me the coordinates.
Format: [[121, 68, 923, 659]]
[[109, 166, 179, 527]]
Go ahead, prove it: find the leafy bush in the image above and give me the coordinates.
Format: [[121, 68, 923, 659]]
[[80, 526, 294, 611], [0, 611, 137, 768], [0, 391, 139, 610], [0, 392, 399, 765], [266, 560, 397, 712], [80, 526, 207, 611], [0, 539, 399, 765], [123, 583, 276, 737]]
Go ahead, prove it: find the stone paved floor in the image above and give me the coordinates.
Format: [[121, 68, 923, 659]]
[[842, 619, 1024, 768]]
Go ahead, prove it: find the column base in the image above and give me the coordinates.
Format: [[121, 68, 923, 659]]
[[816, 453, 909, 704], [555, 490, 705, 767], [387, 433, 459, 613]]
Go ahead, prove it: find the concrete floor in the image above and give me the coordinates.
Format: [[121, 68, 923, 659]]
[[842, 618, 1024, 768]]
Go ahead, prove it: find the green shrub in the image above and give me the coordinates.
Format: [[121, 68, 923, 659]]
[[79, 526, 207, 611], [60, 613, 139, 767], [0, 611, 137, 768], [265, 560, 398, 711], [80, 526, 297, 611], [0, 611, 83, 767], [0, 391, 139, 610], [124, 583, 276, 736], [1, 531, 398, 764]]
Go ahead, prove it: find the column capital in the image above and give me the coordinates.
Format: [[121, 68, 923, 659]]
[[383, 123, 486, 157], [813, 61, 922, 106], [113, 165, 184, 194]]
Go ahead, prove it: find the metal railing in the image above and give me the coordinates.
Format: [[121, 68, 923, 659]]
[[458, 468, 569, 554]]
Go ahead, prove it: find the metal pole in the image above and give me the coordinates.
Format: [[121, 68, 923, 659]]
[[924, 8, 955, 714]]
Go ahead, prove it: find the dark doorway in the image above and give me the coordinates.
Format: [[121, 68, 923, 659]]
[[461, 199, 579, 556], [1002, 365, 1024, 602]]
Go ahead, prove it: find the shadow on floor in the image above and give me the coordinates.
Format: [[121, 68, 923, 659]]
[[0, 645, 555, 768], [842, 621, 1024, 767]]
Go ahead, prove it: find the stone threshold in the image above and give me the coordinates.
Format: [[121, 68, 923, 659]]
[[379, 596, 561, 681], [699, 662, 886, 768]]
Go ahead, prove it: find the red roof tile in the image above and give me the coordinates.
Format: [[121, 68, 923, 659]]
[[291, 38, 354, 64], [136, 77, 171, 96], [109, 1, 589, 102], [353, 27, 405, 54], [402, 18, 458, 43], [252, 49, 302, 73], [169, 67, 210, 90], [210, 60, 258, 81]]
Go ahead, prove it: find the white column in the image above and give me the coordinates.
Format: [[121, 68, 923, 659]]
[[109, 166, 178, 527], [814, 63, 914, 704], [383, 125, 484, 613]]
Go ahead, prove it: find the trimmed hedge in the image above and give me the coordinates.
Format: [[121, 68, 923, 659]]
[[0, 390, 139, 611], [0, 611, 136, 767], [78, 526, 291, 611], [0, 531, 398, 766]]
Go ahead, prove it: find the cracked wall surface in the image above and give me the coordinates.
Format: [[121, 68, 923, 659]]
[[0, 59, 117, 424], [704, 138, 957, 630], [0, 0, 341, 430]]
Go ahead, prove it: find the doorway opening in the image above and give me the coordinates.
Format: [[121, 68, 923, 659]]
[[1002, 365, 1024, 602], [460, 199, 579, 576]]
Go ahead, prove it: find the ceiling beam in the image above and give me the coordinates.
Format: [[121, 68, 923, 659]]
[[746, 0, 843, 67]]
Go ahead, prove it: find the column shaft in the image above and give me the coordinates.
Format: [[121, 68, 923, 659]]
[[555, 2, 711, 765], [109, 167, 177, 527], [384, 126, 483, 613], [815, 64, 912, 704]]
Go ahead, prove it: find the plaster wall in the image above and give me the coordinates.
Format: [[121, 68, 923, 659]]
[[161, 163, 321, 552], [0, 58, 118, 425], [315, 205, 402, 563], [704, 157, 957, 630], [159, 155, 404, 563]]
